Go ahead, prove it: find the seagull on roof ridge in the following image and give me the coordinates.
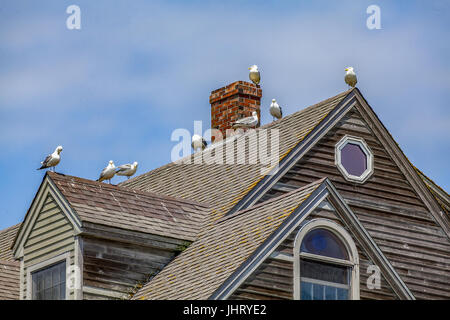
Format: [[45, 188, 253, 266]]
[[97, 160, 116, 184], [345, 67, 357, 88], [248, 65, 260, 85], [231, 111, 259, 129], [270, 99, 283, 121], [116, 161, 138, 179], [191, 134, 207, 152], [37, 146, 63, 172]]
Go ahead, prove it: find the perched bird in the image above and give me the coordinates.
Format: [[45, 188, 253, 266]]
[[37, 146, 63, 172], [248, 65, 260, 85], [97, 160, 116, 184], [345, 67, 357, 88], [116, 161, 138, 179], [270, 99, 283, 121], [232, 111, 259, 129], [191, 134, 207, 152]]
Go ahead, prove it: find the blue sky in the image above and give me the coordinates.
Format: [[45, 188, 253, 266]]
[[0, 0, 449, 230]]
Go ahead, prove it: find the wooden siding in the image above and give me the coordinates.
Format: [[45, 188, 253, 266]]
[[82, 233, 186, 300], [21, 194, 75, 300], [229, 202, 398, 300], [255, 107, 450, 299]]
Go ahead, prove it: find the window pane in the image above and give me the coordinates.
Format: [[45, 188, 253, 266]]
[[60, 283, 66, 300], [300, 228, 348, 260], [337, 288, 349, 300], [325, 286, 337, 300], [341, 142, 367, 176], [31, 261, 66, 300], [301, 281, 313, 300], [301, 259, 349, 284], [313, 283, 325, 300]]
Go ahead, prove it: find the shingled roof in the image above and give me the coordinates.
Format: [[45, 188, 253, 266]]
[[121, 89, 352, 223], [132, 179, 324, 300], [0, 223, 20, 261], [0, 260, 20, 300], [48, 172, 210, 242], [414, 167, 450, 214]]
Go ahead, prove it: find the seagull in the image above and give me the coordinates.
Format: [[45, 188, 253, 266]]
[[345, 67, 357, 88], [248, 65, 260, 85], [191, 134, 207, 152], [97, 160, 116, 184], [232, 111, 259, 129], [270, 99, 283, 121], [116, 161, 138, 179], [37, 146, 63, 172]]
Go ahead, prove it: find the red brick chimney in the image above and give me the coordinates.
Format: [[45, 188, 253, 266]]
[[209, 81, 262, 141]]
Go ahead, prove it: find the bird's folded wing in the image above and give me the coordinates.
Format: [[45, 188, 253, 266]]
[[235, 117, 253, 125], [42, 155, 52, 166], [117, 164, 131, 172]]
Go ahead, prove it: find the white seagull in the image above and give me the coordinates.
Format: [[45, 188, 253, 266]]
[[232, 111, 259, 129], [191, 134, 207, 152], [97, 160, 116, 184], [37, 146, 63, 172], [270, 99, 283, 121], [116, 161, 138, 179], [248, 65, 260, 85], [345, 67, 357, 88]]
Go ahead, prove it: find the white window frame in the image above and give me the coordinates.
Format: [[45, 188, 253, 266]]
[[335, 135, 374, 183], [26, 252, 70, 300], [293, 219, 360, 300]]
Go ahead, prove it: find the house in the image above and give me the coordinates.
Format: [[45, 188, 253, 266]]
[[0, 81, 448, 300]]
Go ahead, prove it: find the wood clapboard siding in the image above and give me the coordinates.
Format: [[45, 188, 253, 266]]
[[256, 107, 450, 299], [22, 194, 75, 300], [82, 236, 182, 300], [229, 204, 398, 300]]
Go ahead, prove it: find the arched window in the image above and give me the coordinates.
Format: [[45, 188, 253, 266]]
[[293, 219, 360, 300]]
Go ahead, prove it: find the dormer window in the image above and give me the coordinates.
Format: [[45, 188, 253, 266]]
[[31, 261, 66, 300], [335, 135, 373, 183], [26, 253, 70, 300], [294, 219, 360, 300]]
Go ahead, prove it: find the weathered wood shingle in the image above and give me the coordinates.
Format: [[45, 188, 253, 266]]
[[48, 172, 210, 242], [0, 223, 20, 261], [132, 180, 323, 300], [121, 90, 351, 223], [0, 260, 20, 300]]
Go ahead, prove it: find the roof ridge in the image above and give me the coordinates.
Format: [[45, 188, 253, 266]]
[[120, 89, 352, 188], [413, 165, 449, 198], [47, 172, 210, 208]]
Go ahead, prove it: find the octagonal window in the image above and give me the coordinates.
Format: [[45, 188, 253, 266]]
[[341, 143, 367, 176], [335, 136, 373, 183]]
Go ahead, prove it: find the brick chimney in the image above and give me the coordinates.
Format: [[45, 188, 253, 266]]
[[209, 81, 262, 141]]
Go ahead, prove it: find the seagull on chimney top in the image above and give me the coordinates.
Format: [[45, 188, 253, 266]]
[[232, 111, 259, 129], [248, 65, 260, 85], [344, 67, 357, 88], [191, 134, 207, 152], [270, 99, 283, 121]]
